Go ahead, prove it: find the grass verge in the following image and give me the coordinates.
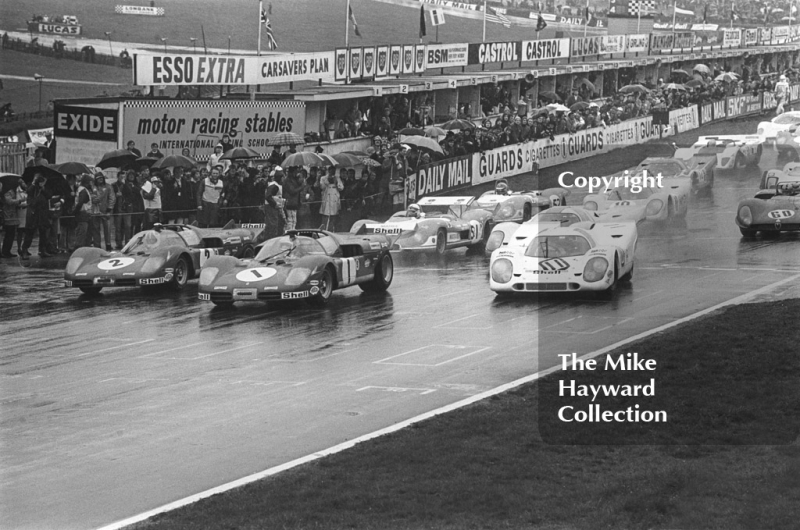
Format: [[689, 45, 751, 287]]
[[133, 298, 800, 530]]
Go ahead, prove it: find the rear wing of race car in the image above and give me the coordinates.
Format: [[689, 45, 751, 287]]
[[697, 135, 763, 146]]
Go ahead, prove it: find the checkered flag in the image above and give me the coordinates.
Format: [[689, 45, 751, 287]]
[[629, 0, 656, 16]]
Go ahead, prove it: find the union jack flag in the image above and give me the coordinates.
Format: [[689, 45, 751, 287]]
[[260, 9, 277, 50], [485, 6, 512, 28]]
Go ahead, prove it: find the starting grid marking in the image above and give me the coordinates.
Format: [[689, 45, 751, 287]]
[[136, 342, 264, 361], [374, 344, 491, 367], [356, 385, 436, 395], [540, 315, 633, 335]]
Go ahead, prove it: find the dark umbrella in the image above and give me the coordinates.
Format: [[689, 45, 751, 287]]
[[270, 132, 305, 147], [398, 127, 425, 136], [685, 79, 706, 88], [671, 69, 690, 77], [282, 151, 325, 167], [135, 157, 160, 168], [570, 101, 591, 112], [441, 118, 476, 130], [539, 91, 562, 102], [579, 78, 596, 92], [53, 161, 92, 175], [0, 173, 23, 195], [22, 164, 64, 181], [619, 84, 649, 94], [220, 147, 262, 160], [151, 154, 197, 170], [97, 149, 138, 169]]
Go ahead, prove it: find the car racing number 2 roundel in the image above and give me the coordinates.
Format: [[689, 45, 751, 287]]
[[235, 267, 278, 283], [97, 257, 136, 270]]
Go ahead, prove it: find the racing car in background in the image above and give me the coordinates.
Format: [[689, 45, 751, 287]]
[[675, 135, 763, 169], [736, 179, 800, 237], [198, 229, 394, 306], [489, 221, 637, 295], [472, 184, 570, 223], [760, 162, 800, 189], [485, 206, 612, 254], [638, 155, 715, 193], [350, 196, 494, 254], [756, 110, 800, 140], [582, 179, 690, 223], [64, 222, 266, 295]]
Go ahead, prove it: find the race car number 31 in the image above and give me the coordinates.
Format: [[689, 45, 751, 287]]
[[97, 257, 135, 270]]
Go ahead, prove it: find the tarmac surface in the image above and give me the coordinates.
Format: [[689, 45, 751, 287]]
[[2, 128, 800, 529]]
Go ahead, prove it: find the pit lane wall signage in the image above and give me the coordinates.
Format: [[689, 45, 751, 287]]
[[668, 106, 700, 134], [425, 43, 469, 68], [28, 22, 81, 35], [54, 104, 118, 142], [133, 52, 335, 85], [121, 100, 305, 160], [411, 155, 473, 201], [468, 41, 522, 65], [726, 94, 763, 118], [521, 39, 570, 61], [722, 29, 742, 48], [115, 5, 165, 16], [699, 100, 728, 125]]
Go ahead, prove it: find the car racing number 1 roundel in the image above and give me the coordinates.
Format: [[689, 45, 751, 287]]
[[235, 267, 278, 283], [97, 257, 136, 270]]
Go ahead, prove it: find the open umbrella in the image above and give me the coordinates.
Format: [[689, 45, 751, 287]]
[[399, 135, 445, 155], [398, 127, 425, 136], [579, 78, 596, 91], [440, 119, 475, 130], [342, 150, 369, 157], [270, 132, 305, 147], [317, 153, 339, 167], [282, 151, 325, 167], [671, 69, 690, 77], [533, 108, 550, 117], [220, 146, 262, 160], [539, 91, 561, 102], [332, 153, 364, 167], [685, 79, 706, 88], [424, 126, 447, 137], [151, 154, 197, 170], [0, 173, 23, 195], [715, 72, 739, 83], [21, 165, 71, 196], [546, 103, 571, 113], [619, 84, 649, 94], [570, 101, 591, 112], [97, 149, 138, 169], [358, 157, 382, 167], [693, 64, 710, 74], [135, 156, 160, 168], [664, 83, 687, 91], [53, 161, 92, 175]]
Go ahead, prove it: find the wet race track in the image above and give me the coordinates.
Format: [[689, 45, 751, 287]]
[[3, 125, 800, 530]]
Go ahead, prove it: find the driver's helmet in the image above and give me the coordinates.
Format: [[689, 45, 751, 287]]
[[495, 180, 509, 195], [407, 203, 421, 217]]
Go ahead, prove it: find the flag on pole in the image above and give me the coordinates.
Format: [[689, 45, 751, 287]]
[[703, 4, 708, 23], [731, 3, 738, 21], [536, 13, 547, 31], [260, 9, 278, 49], [419, 5, 427, 38], [585, 7, 592, 24], [430, 8, 446, 26], [349, 5, 362, 37], [485, 6, 512, 27]]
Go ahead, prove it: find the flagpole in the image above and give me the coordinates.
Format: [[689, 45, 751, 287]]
[[583, 0, 589, 37], [671, 0, 677, 40], [483, 0, 487, 42], [638, 4, 641, 33], [257, 0, 262, 56], [345, 0, 350, 48]]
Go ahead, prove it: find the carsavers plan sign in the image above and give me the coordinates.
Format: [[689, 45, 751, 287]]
[[133, 52, 336, 86], [121, 100, 305, 159]]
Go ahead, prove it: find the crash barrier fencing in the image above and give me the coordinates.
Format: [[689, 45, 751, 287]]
[[409, 84, 800, 202], [2, 37, 125, 68], [1, 143, 27, 174]]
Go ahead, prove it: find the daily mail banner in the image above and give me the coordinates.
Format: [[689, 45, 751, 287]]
[[134, 52, 335, 86], [669, 106, 699, 133], [411, 155, 473, 201], [425, 43, 469, 69], [699, 100, 727, 125], [468, 41, 522, 65], [625, 34, 649, 53], [121, 100, 305, 160], [722, 29, 742, 48], [521, 38, 570, 61], [570, 36, 602, 57], [601, 35, 625, 54]]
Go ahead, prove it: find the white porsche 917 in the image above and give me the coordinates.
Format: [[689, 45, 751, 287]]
[[675, 135, 763, 170], [489, 221, 637, 295], [757, 111, 800, 139]]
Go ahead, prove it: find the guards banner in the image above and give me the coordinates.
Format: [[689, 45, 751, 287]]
[[411, 155, 473, 201], [133, 52, 335, 86], [673, 32, 694, 49], [334, 48, 348, 81], [362, 47, 376, 78], [348, 47, 363, 79], [472, 143, 537, 185], [467, 41, 522, 65], [625, 34, 649, 53], [772, 26, 790, 44], [121, 100, 305, 161], [425, 43, 469, 68], [375, 45, 389, 78], [520, 38, 570, 61], [402, 45, 415, 74], [762, 91, 777, 110], [389, 45, 403, 75], [570, 36, 602, 57]]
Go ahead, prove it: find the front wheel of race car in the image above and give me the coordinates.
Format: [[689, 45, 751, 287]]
[[361, 253, 394, 292], [468, 221, 492, 253], [619, 262, 634, 282], [734, 153, 746, 168], [739, 227, 758, 238], [241, 245, 255, 259], [79, 287, 102, 295], [522, 203, 532, 222], [171, 256, 190, 290], [308, 267, 334, 306], [435, 228, 448, 255], [750, 146, 763, 167]]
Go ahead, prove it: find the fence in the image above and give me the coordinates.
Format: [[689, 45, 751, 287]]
[[2, 37, 125, 68], [0, 143, 26, 174]]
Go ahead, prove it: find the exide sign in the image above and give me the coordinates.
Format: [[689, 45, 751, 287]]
[[54, 105, 118, 141]]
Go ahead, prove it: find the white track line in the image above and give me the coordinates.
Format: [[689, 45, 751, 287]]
[[95, 272, 800, 530]]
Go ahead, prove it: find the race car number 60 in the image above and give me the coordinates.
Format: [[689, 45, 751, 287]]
[[97, 257, 135, 270]]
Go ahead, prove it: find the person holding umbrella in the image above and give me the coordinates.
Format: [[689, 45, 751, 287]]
[[319, 166, 344, 231], [2, 177, 26, 258], [112, 171, 134, 249], [13, 177, 29, 257], [91, 172, 115, 250], [21, 174, 53, 258], [282, 167, 303, 231]]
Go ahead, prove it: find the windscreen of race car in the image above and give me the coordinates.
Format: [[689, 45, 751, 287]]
[[525, 235, 592, 258]]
